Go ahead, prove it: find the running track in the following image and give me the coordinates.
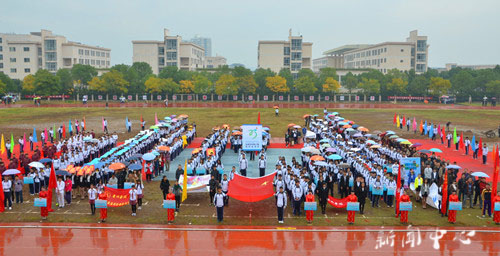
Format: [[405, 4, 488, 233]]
[[0, 223, 498, 255]]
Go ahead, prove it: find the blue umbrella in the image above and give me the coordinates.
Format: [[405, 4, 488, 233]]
[[94, 162, 105, 169], [418, 149, 431, 154], [471, 172, 489, 178], [327, 154, 342, 160], [319, 139, 329, 143], [142, 153, 155, 161], [447, 165, 461, 169], [352, 124, 360, 129], [40, 158, 52, 164], [129, 164, 142, 171], [429, 148, 442, 153], [56, 170, 70, 176], [262, 127, 270, 131], [151, 151, 160, 156]]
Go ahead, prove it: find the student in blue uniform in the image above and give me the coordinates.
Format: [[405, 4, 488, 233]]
[[275, 186, 287, 223]]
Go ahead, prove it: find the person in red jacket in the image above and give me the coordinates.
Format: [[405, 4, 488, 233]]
[[400, 191, 411, 224], [305, 191, 315, 223], [166, 188, 176, 224], [98, 192, 108, 223], [448, 191, 459, 224], [347, 191, 358, 224], [39, 187, 49, 221], [494, 192, 500, 225]]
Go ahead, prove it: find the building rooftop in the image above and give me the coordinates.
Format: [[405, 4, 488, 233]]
[[343, 42, 414, 54], [323, 44, 372, 56]]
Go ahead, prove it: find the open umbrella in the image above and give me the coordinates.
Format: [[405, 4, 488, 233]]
[[411, 143, 422, 148], [109, 163, 126, 171], [325, 148, 336, 153], [301, 147, 313, 153], [178, 114, 189, 118], [39, 158, 52, 164], [303, 114, 310, 119], [319, 138, 329, 143], [28, 162, 45, 169], [358, 127, 369, 132], [142, 153, 155, 161], [310, 155, 325, 161], [351, 124, 360, 129], [293, 125, 301, 129], [400, 140, 412, 145], [310, 148, 321, 155], [352, 133, 363, 138], [370, 145, 381, 149], [305, 131, 316, 139], [447, 165, 461, 169], [56, 170, 70, 176], [418, 149, 431, 154], [366, 140, 377, 145], [232, 131, 242, 136], [128, 164, 143, 171], [429, 148, 443, 153], [471, 172, 489, 178], [273, 106, 279, 109], [2, 169, 20, 175], [327, 154, 342, 160], [128, 154, 142, 161], [338, 163, 351, 168], [262, 127, 270, 131], [350, 148, 361, 152], [149, 125, 159, 129], [287, 123, 296, 128], [314, 161, 329, 166], [158, 146, 170, 152]]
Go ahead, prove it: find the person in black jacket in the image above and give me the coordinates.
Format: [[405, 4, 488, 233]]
[[208, 175, 218, 206], [317, 182, 329, 214], [175, 165, 184, 181], [160, 176, 170, 200], [339, 171, 348, 198], [355, 182, 368, 214]]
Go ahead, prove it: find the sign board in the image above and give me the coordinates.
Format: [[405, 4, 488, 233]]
[[400, 157, 421, 176], [98, 95, 103, 100], [278, 95, 284, 101], [157, 95, 162, 100], [370, 96, 375, 101], [218, 95, 222, 100], [242, 124, 263, 151], [309, 96, 314, 101], [187, 95, 192, 100], [340, 95, 345, 101], [248, 95, 253, 101], [324, 96, 330, 101], [399, 202, 413, 211], [128, 95, 133, 100], [263, 95, 268, 101], [449, 202, 463, 211], [34, 198, 47, 207], [304, 202, 317, 211], [202, 95, 208, 100], [233, 95, 238, 101], [346, 202, 359, 211], [142, 95, 147, 100], [172, 95, 177, 100], [355, 96, 360, 101], [163, 200, 176, 209], [95, 199, 107, 208], [24, 177, 34, 184], [112, 95, 117, 100], [294, 96, 299, 101]]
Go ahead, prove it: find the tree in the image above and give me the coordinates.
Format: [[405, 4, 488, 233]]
[[322, 77, 340, 93], [265, 75, 289, 93], [407, 75, 428, 96], [358, 78, 380, 95], [56, 69, 73, 95], [158, 66, 178, 80], [22, 74, 36, 94], [232, 66, 252, 78], [386, 78, 407, 95], [71, 64, 97, 85], [278, 68, 293, 87], [179, 80, 194, 93], [90, 70, 129, 94], [144, 76, 165, 94], [0, 72, 15, 93], [193, 74, 213, 94], [164, 78, 179, 94], [485, 80, 500, 97], [131, 62, 153, 81], [88, 77, 105, 92], [428, 77, 451, 97], [318, 68, 337, 85], [254, 68, 276, 92], [236, 75, 258, 94], [33, 69, 61, 96], [294, 76, 317, 95], [451, 70, 474, 98], [343, 72, 358, 93], [215, 74, 238, 96], [0, 80, 6, 95]]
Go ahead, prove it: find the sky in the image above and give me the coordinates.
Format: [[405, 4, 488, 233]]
[[2, 0, 500, 70]]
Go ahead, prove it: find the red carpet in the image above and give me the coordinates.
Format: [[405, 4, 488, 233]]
[[411, 139, 496, 181], [187, 137, 302, 149]]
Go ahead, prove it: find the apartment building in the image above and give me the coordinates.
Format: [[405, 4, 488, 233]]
[[312, 44, 370, 72], [205, 56, 227, 69], [257, 29, 312, 78], [132, 29, 205, 74], [0, 29, 111, 80]]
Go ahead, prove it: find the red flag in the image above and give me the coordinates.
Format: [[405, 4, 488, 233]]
[[441, 169, 448, 215], [492, 145, 499, 205], [62, 124, 66, 138], [83, 117, 86, 131], [47, 162, 57, 212], [478, 138, 483, 157], [402, 115, 406, 126], [327, 196, 349, 208], [141, 160, 146, 180], [395, 164, 402, 217], [40, 148, 44, 159], [442, 126, 446, 142], [419, 120, 423, 133], [227, 172, 276, 202], [17, 159, 24, 176], [0, 177, 4, 212], [141, 115, 144, 123], [459, 132, 465, 150], [257, 112, 261, 125], [393, 113, 397, 124]]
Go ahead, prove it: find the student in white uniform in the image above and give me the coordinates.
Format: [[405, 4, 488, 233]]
[[220, 174, 229, 206], [136, 181, 144, 210], [129, 185, 138, 216], [56, 177, 65, 208], [214, 187, 226, 223], [3, 177, 13, 210], [88, 184, 97, 215], [275, 186, 287, 223]]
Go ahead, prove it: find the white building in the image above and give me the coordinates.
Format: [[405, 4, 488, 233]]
[[205, 56, 227, 69], [342, 30, 429, 74], [189, 36, 212, 57], [258, 29, 312, 78], [0, 29, 111, 80], [132, 29, 205, 74]]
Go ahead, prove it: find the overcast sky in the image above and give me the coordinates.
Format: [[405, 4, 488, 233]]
[[2, 0, 499, 70]]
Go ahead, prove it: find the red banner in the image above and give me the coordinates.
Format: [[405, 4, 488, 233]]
[[104, 187, 131, 207], [327, 196, 348, 208], [228, 172, 276, 202]]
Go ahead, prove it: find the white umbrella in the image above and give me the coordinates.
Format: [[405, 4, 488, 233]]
[[310, 148, 321, 155], [3, 169, 20, 175], [29, 162, 45, 169], [314, 161, 329, 166], [305, 131, 316, 139], [471, 172, 489, 178]]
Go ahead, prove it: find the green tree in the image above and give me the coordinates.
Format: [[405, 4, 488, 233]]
[[231, 66, 252, 78], [71, 64, 97, 85], [318, 68, 337, 85], [33, 69, 61, 96], [278, 68, 293, 87], [158, 66, 178, 80], [428, 77, 451, 97], [254, 68, 276, 92], [485, 80, 500, 97], [0, 72, 15, 93], [407, 75, 428, 96], [294, 76, 317, 95], [215, 74, 238, 96], [0, 80, 6, 95], [322, 77, 340, 93], [193, 74, 213, 94], [451, 70, 474, 98], [56, 69, 73, 95], [386, 78, 407, 95], [164, 78, 180, 94], [89, 70, 129, 94], [88, 77, 105, 92], [265, 75, 289, 93], [144, 76, 165, 94], [22, 74, 36, 94], [236, 75, 258, 94], [179, 80, 194, 93], [358, 78, 380, 95], [343, 72, 358, 93]]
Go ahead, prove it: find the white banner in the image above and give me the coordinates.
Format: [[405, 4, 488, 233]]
[[242, 124, 263, 151]]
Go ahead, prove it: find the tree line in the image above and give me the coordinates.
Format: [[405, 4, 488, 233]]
[[0, 63, 499, 100]]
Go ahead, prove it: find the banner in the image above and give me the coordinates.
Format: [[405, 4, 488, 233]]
[[178, 174, 211, 192], [304, 202, 317, 211], [34, 198, 47, 207], [399, 202, 413, 211], [346, 202, 359, 211], [242, 124, 263, 151], [103, 187, 131, 207], [227, 172, 276, 202], [400, 157, 421, 176], [327, 196, 349, 208]]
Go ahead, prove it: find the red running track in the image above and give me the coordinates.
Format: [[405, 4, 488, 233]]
[[0, 223, 498, 256], [1, 102, 499, 110]]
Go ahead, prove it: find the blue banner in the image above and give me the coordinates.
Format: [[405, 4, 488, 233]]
[[24, 177, 34, 184], [449, 202, 462, 211], [95, 199, 107, 208], [495, 202, 500, 211], [387, 188, 395, 196], [196, 168, 206, 175], [34, 198, 47, 207], [399, 202, 412, 211], [242, 124, 263, 151], [304, 202, 317, 211], [400, 157, 421, 176], [347, 202, 360, 211], [163, 200, 176, 209], [106, 184, 118, 189], [124, 182, 134, 189], [187, 169, 193, 175], [372, 187, 384, 195]]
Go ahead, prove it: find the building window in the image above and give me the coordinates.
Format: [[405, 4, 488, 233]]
[[166, 39, 177, 50], [44, 40, 56, 51], [384, 58, 386, 63], [159, 57, 165, 66], [291, 63, 301, 71], [284, 47, 290, 55], [158, 47, 165, 55], [85, 59, 89, 64], [91, 50, 95, 56], [284, 57, 290, 66], [96, 52, 100, 57], [166, 62, 177, 66], [91, 60, 95, 65], [79, 59, 83, 64], [38, 58, 42, 66], [166, 52, 177, 60], [400, 60, 403, 63], [24, 68, 30, 73], [9, 47, 16, 52], [291, 52, 301, 61], [10, 58, 16, 63], [46, 62, 57, 71], [38, 47, 42, 56], [384, 48, 387, 52], [417, 53, 426, 62], [85, 50, 89, 56], [24, 58, 30, 63], [10, 68, 16, 73], [291, 39, 302, 50], [23, 47, 29, 52], [101, 60, 105, 65], [45, 52, 56, 61], [79, 49, 84, 55], [416, 64, 426, 72], [417, 40, 427, 51], [0, 46, 2, 52], [0, 54, 2, 60], [0, 63, 3, 68], [292, 73, 299, 79], [106, 53, 109, 57], [0, 37, 2, 43], [106, 61, 110, 66]]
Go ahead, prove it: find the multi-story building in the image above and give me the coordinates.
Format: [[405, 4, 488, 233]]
[[342, 30, 429, 74], [312, 44, 370, 72], [132, 29, 205, 74], [0, 29, 111, 80], [258, 29, 312, 78], [205, 56, 227, 69], [189, 36, 212, 57], [440, 63, 499, 72]]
